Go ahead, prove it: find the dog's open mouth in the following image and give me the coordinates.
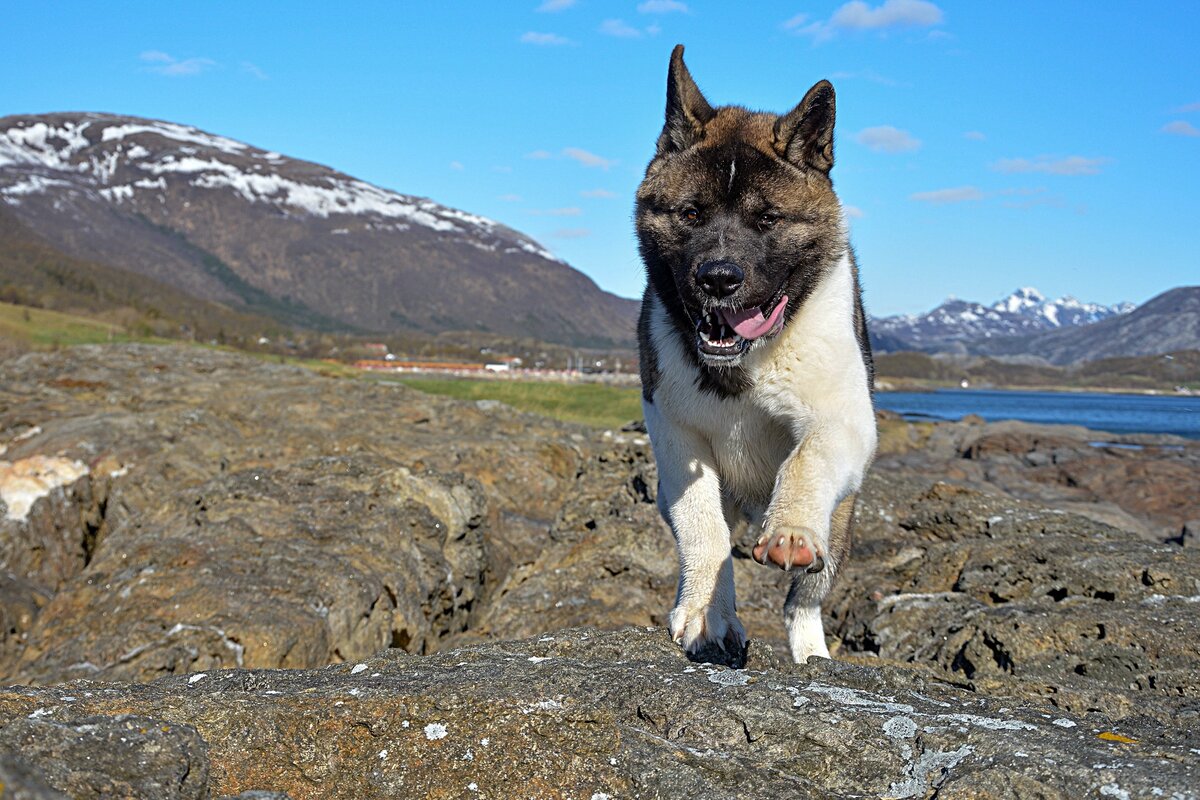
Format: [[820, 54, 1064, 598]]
[[695, 293, 789, 360]]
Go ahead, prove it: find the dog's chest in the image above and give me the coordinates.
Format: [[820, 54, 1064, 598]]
[[706, 391, 797, 506]]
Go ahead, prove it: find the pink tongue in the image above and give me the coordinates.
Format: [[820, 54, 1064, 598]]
[[719, 295, 789, 340]]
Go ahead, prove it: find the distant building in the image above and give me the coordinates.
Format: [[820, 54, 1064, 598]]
[[355, 359, 486, 373]]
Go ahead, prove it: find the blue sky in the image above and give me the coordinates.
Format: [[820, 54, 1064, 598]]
[[2, 1, 1197, 316]]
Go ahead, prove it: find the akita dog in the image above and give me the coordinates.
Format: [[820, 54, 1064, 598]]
[[636, 46, 877, 663]]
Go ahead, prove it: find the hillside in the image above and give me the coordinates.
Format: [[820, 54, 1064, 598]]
[[0, 206, 303, 347], [0, 112, 638, 347], [973, 285, 1200, 364]]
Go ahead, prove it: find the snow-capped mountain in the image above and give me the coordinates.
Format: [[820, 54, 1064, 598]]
[[871, 287, 1134, 353], [0, 112, 637, 346], [972, 286, 1200, 364]]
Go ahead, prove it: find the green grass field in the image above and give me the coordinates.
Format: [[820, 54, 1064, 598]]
[[393, 376, 643, 429], [0, 301, 133, 348]]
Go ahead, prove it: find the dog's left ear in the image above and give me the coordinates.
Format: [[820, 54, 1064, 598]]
[[773, 80, 836, 173]]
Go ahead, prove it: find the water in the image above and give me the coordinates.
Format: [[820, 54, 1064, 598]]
[[875, 389, 1200, 439]]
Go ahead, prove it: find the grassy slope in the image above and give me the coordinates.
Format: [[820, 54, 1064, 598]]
[[0, 301, 134, 347], [393, 376, 642, 429], [0, 207, 289, 346]]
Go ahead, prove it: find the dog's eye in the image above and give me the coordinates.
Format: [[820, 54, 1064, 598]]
[[680, 207, 701, 224], [758, 212, 781, 231]]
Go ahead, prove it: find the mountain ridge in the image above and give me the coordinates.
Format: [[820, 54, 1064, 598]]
[[0, 111, 638, 347], [971, 285, 1200, 364], [871, 286, 1134, 354]]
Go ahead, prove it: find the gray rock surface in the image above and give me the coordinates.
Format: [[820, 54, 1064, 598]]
[[875, 415, 1200, 541], [0, 344, 1198, 797], [0, 714, 210, 799], [1, 627, 1196, 800], [832, 477, 1200, 725]]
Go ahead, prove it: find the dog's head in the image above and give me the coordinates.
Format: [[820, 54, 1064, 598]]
[[636, 45, 847, 367]]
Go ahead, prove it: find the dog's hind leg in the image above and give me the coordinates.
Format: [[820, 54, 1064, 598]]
[[783, 493, 855, 661], [646, 403, 746, 655]]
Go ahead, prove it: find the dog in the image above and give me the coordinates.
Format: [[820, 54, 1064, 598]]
[[635, 45, 877, 663]]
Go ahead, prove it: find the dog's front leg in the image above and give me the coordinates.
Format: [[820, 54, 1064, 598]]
[[754, 415, 875, 662], [646, 404, 745, 655]]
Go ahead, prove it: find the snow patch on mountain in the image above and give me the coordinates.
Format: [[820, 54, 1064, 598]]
[[872, 287, 1134, 352], [99, 121, 249, 156], [0, 121, 93, 171], [1, 175, 74, 198]]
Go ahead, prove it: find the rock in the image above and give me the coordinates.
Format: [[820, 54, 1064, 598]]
[[877, 418, 1200, 541], [3, 344, 1200, 796], [834, 474, 1200, 725], [0, 345, 584, 682], [0, 570, 48, 673], [10, 456, 488, 684], [0, 754, 71, 799], [0, 627, 1196, 800], [1168, 519, 1199, 548], [0, 714, 209, 799]]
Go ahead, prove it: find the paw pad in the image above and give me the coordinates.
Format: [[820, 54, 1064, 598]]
[[753, 527, 825, 572]]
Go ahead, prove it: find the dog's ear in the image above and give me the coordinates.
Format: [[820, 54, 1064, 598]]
[[657, 44, 715, 156], [773, 80, 836, 173]]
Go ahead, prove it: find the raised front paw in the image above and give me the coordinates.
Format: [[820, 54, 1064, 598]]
[[668, 602, 746, 655], [753, 524, 826, 573]]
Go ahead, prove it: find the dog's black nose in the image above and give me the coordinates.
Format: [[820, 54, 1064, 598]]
[[696, 260, 744, 299]]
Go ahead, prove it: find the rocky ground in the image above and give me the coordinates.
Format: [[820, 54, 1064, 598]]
[[0, 344, 1197, 798]]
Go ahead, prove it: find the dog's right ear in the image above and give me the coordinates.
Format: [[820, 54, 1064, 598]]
[[657, 45, 715, 156]]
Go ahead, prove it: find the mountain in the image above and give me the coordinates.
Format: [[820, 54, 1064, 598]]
[[870, 286, 1134, 354], [971, 285, 1200, 365], [0, 112, 638, 347]]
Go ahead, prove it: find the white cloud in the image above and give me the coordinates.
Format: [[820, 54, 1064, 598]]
[[963, 130, 986, 141], [492, 165, 513, 173], [498, 194, 522, 202], [833, 0, 942, 29], [842, 204, 866, 219], [562, 147, 614, 169], [520, 31, 573, 46], [638, 0, 688, 13], [600, 19, 643, 37], [910, 186, 983, 204], [524, 148, 616, 169], [530, 207, 582, 216], [991, 155, 1108, 175], [786, 0, 943, 41], [550, 228, 591, 239], [241, 61, 268, 80], [782, 13, 810, 30], [581, 188, 617, 198], [829, 69, 903, 87], [1162, 120, 1200, 137], [449, 161, 465, 171], [139, 51, 216, 77], [536, 0, 576, 11], [854, 125, 921, 153], [1173, 102, 1200, 113]]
